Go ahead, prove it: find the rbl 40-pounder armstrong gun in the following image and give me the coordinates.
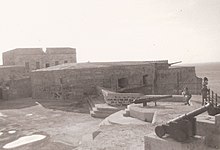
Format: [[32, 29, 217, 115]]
[[155, 103, 220, 142], [132, 95, 172, 106]]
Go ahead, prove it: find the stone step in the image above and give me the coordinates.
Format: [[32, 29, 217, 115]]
[[90, 110, 111, 118], [92, 107, 119, 114]]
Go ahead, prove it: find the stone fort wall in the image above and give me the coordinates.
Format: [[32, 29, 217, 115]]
[[3, 47, 77, 71], [31, 63, 156, 100], [0, 65, 28, 82], [31, 61, 202, 100], [156, 67, 202, 95], [0, 66, 31, 100]]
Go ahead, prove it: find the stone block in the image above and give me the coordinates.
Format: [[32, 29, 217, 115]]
[[196, 119, 215, 136], [144, 133, 206, 150], [129, 106, 155, 122]]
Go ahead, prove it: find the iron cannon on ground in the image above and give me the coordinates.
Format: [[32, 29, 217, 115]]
[[155, 103, 220, 142], [132, 95, 172, 106]]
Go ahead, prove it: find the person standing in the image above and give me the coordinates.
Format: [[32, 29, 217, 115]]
[[182, 87, 192, 106], [201, 77, 209, 105]]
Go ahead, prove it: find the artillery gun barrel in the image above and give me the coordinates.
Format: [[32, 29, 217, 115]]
[[155, 103, 213, 142], [132, 95, 172, 104], [168, 103, 211, 123], [168, 61, 182, 66]]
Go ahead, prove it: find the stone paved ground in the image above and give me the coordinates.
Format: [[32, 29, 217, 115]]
[[0, 95, 216, 150], [0, 98, 102, 150], [77, 95, 210, 150]]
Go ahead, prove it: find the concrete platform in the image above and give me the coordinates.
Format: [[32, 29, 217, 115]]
[[196, 114, 220, 149], [128, 105, 156, 122], [144, 133, 206, 150], [100, 110, 149, 126]]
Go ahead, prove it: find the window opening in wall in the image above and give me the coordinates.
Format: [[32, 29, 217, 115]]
[[143, 74, 149, 85], [118, 78, 128, 88], [45, 63, 50, 68], [64, 60, 68, 63], [25, 62, 29, 70], [36, 62, 40, 69], [55, 61, 59, 66]]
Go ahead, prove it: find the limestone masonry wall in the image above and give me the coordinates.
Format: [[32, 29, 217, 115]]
[[2, 78, 32, 100], [3, 47, 77, 71], [0, 66, 28, 82], [31, 61, 202, 101], [31, 63, 155, 100], [156, 67, 202, 95]]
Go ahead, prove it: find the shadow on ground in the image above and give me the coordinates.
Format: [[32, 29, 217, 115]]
[[35, 98, 90, 114], [0, 97, 90, 114], [0, 98, 37, 110]]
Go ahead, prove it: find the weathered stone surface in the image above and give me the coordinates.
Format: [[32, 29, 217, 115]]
[[3, 47, 76, 71], [30, 61, 202, 101], [157, 67, 202, 95], [205, 132, 220, 149], [144, 133, 206, 150], [2, 78, 32, 100], [100, 110, 149, 126], [196, 119, 215, 136], [129, 105, 155, 122], [0, 66, 31, 100], [0, 65, 27, 81]]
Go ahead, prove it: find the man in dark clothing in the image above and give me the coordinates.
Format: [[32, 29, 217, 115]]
[[201, 85, 209, 105], [182, 87, 192, 106], [201, 77, 209, 105]]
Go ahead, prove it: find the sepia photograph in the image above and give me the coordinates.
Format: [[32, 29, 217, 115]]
[[0, 0, 220, 149]]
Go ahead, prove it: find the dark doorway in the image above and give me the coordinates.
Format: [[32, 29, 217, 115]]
[[0, 88, 2, 99], [118, 78, 128, 88]]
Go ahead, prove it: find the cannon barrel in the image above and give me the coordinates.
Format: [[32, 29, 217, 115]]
[[168, 103, 211, 123], [168, 61, 182, 66], [155, 103, 212, 142], [132, 95, 172, 104]]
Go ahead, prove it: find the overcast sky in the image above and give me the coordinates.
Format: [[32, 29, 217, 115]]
[[0, 0, 219, 64]]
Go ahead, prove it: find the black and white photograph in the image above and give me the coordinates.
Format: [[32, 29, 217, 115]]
[[0, 0, 220, 149]]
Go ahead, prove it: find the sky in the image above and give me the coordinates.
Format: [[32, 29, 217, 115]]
[[0, 0, 219, 65]]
